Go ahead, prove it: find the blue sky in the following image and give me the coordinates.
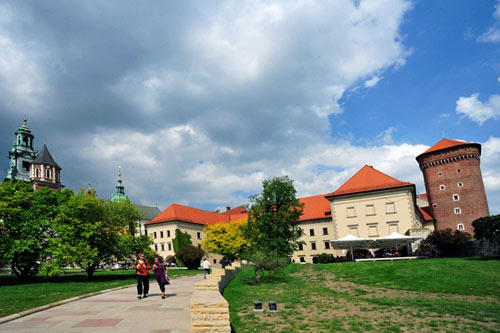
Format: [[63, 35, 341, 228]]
[[0, 0, 499, 214]]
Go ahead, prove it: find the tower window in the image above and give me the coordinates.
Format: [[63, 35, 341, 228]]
[[439, 185, 445, 191], [438, 172, 442, 177], [457, 169, 461, 174], [433, 203, 437, 208], [457, 223, 464, 230], [458, 182, 463, 188], [22, 161, 30, 172], [453, 194, 460, 201], [454, 208, 462, 214]]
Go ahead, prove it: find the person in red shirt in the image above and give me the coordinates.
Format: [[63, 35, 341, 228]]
[[133, 253, 151, 299]]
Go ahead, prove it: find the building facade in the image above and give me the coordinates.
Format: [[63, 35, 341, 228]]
[[416, 138, 489, 233]]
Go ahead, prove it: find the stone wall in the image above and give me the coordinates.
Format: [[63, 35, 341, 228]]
[[190, 262, 244, 332]]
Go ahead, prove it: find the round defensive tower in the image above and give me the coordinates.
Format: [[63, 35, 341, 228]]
[[416, 138, 489, 234]]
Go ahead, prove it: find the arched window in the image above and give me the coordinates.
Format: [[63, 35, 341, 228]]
[[46, 169, 51, 179], [35, 169, 39, 178]]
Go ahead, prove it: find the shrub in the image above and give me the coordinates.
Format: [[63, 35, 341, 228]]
[[472, 215, 500, 240], [316, 253, 334, 264], [175, 246, 205, 269], [243, 248, 289, 282], [419, 229, 472, 257]]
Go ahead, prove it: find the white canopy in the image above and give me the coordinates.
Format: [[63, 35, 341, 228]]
[[331, 234, 373, 250], [371, 232, 421, 249]]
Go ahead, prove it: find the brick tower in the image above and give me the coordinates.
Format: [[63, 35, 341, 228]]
[[416, 138, 489, 234]]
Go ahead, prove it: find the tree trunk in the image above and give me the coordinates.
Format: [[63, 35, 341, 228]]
[[86, 264, 97, 280]]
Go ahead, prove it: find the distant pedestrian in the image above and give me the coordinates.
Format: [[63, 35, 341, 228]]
[[202, 258, 211, 279], [134, 253, 151, 299], [153, 257, 168, 299], [220, 258, 227, 269]]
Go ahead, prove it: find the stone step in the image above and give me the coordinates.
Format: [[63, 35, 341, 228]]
[[192, 320, 232, 327], [192, 313, 230, 321], [206, 275, 223, 280], [191, 306, 229, 314], [192, 327, 231, 333]]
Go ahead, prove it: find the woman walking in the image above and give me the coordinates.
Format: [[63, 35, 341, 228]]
[[153, 257, 168, 299], [134, 253, 151, 299]]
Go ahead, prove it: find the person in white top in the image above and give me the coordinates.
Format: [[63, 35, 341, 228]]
[[201, 258, 211, 279]]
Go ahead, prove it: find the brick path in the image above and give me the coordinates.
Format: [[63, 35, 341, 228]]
[[0, 274, 204, 332]]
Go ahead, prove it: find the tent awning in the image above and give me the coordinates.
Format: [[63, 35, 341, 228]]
[[331, 232, 422, 251]]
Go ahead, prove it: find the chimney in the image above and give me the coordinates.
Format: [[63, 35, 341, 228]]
[[226, 206, 231, 212]]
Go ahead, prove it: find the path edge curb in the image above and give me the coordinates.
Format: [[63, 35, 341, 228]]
[[0, 283, 135, 325]]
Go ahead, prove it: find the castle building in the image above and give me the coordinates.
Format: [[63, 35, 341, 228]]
[[5, 119, 64, 190], [416, 138, 489, 234]]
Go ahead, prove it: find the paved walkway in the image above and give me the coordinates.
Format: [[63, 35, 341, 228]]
[[0, 274, 204, 332]]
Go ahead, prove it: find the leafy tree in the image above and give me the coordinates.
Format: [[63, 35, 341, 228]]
[[172, 229, 192, 252], [0, 181, 71, 279], [243, 249, 289, 281], [246, 176, 304, 256], [175, 246, 205, 269], [202, 218, 248, 261], [49, 191, 141, 279], [419, 229, 472, 257], [472, 215, 500, 240]]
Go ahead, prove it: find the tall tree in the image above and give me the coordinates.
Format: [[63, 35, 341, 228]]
[[0, 181, 71, 279], [50, 191, 141, 279], [246, 176, 304, 256], [202, 218, 248, 261]]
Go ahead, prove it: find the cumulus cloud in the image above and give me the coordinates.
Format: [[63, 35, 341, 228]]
[[364, 75, 382, 88], [456, 93, 500, 124], [477, 0, 500, 42]]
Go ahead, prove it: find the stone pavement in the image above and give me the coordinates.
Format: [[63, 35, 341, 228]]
[[0, 274, 205, 333]]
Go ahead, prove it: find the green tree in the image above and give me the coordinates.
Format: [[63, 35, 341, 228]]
[[201, 218, 248, 261], [0, 181, 71, 279], [175, 245, 205, 270], [246, 176, 304, 256], [472, 215, 500, 240], [49, 191, 141, 279]]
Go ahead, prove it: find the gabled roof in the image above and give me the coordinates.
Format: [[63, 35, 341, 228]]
[[419, 207, 435, 222], [325, 165, 413, 198], [146, 203, 232, 226], [135, 204, 162, 221], [32, 144, 61, 169], [298, 194, 331, 221], [416, 138, 479, 159], [219, 206, 247, 216]]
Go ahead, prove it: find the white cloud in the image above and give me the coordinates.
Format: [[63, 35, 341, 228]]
[[364, 75, 382, 88], [375, 127, 397, 145], [456, 93, 500, 124], [477, 0, 500, 42]]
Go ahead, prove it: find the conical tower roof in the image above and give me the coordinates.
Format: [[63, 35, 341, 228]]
[[32, 144, 61, 169]]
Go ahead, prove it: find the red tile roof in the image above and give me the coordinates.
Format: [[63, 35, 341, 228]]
[[419, 207, 435, 221], [418, 138, 470, 156], [298, 194, 331, 221], [417, 193, 428, 199], [325, 165, 413, 198], [146, 203, 228, 226], [219, 206, 247, 216]]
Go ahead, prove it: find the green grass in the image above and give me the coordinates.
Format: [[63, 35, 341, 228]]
[[0, 268, 202, 318], [224, 258, 500, 332]]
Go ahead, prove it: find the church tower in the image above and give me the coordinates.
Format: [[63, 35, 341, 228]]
[[5, 118, 38, 182], [416, 138, 489, 234], [111, 167, 129, 202], [30, 143, 64, 190]]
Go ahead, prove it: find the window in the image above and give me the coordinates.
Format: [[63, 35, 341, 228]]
[[154, 232, 157, 239], [457, 223, 464, 230], [347, 207, 356, 218], [145, 230, 148, 236], [324, 241, 330, 249], [309, 229, 315, 236], [168, 243, 172, 251], [35, 169, 39, 177], [387, 222, 399, 234], [433, 203, 437, 208], [322, 227, 328, 235], [367, 223, 379, 237], [438, 171, 442, 177], [458, 182, 463, 188], [439, 185, 445, 191], [22, 161, 30, 172], [453, 194, 460, 201], [46, 169, 51, 178], [457, 169, 461, 174], [311, 242, 317, 250], [213, 259, 217, 264], [454, 207, 462, 214], [348, 225, 359, 237], [160, 231, 164, 238], [161, 243, 165, 251], [325, 211, 331, 216], [298, 243, 303, 251], [385, 202, 396, 214], [154, 244, 158, 251], [365, 204, 376, 216], [167, 230, 171, 237], [299, 257, 305, 263], [197, 232, 201, 240]]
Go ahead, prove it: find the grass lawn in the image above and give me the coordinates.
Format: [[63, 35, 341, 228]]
[[0, 268, 202, 318], [224, 258, 500, 332]]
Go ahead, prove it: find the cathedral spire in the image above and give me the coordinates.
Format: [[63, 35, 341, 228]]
[[111, 166, 128, 202]]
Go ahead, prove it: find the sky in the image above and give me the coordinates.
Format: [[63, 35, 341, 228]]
[[1, 0, 499, 214]]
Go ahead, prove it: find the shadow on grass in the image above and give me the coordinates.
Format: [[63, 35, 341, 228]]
[[0, 270, 137, 286], [464, 256, 500, 261]]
